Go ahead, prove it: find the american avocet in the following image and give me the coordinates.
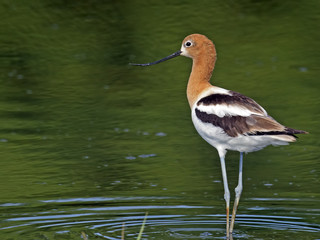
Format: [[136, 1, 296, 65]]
[[131, 34, 308, 237]]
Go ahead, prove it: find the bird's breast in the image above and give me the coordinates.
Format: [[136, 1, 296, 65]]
[[191, 105, 232, 148]]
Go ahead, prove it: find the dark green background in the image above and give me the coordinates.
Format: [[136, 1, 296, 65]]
[[0, 1, 319, 239]]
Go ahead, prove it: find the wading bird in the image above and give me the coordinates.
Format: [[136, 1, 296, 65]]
[[131, 34, 307, 238]]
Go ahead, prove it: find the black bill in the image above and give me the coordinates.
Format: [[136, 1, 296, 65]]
[[130, 50, 182, 66]]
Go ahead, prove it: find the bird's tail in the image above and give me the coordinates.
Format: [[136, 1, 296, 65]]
[[270, 127, 308, 143], [285, 127, 309, 135]]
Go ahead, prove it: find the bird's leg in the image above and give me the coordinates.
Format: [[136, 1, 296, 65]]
[[219, 155, 230, 238], [229, 152, 244, 234]]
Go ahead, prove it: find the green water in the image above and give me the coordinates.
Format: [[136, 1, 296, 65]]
[[0, 1, 319, 239]]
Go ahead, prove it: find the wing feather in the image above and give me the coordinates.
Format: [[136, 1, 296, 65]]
[[195, 92, 306, 138], [197, 91, 267, 117]]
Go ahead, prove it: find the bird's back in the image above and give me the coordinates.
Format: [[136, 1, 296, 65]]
[[191, 86, 307, 153]]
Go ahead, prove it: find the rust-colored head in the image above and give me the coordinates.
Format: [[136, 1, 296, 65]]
[[130, 33, 216, 66], [180, 34, 216, 59]]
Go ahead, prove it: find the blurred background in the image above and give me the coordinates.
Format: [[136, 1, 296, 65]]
[[0, 1, 319, 239]]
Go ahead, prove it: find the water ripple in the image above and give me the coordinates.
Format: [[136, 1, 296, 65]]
[[0, 197, 319, 239]]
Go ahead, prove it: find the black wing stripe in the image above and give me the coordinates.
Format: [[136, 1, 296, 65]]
[[197, 92, 265, 115], [195, 108, 250, 137], [195, 108, 297, 138]]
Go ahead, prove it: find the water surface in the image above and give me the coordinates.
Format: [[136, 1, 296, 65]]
[[0, 1, 319, 239]]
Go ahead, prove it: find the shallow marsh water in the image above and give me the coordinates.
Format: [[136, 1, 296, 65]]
[[0, 1, 319, 239]]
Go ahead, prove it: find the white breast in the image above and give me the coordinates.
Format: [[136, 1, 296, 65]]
[[191, 105, 231, 150]]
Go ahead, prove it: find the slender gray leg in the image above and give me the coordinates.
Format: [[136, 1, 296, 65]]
[[229, 152, 244, 234], [219, 151, 230, 238]]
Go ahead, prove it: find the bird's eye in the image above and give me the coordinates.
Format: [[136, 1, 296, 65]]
[[185, 41, 192, 47]]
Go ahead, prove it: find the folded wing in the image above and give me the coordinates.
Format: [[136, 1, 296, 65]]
[[195, 91, 307, 139]]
